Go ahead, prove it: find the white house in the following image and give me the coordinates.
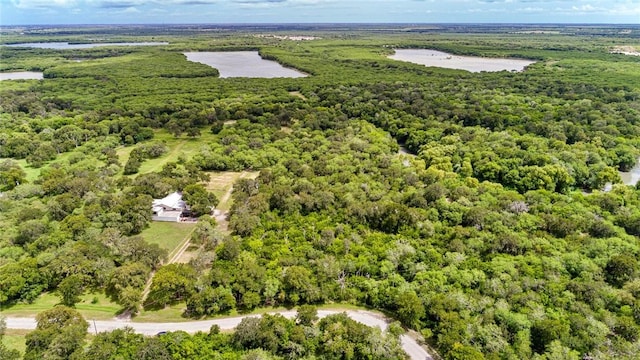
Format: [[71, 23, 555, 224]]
[[152, 192, 188, 222]]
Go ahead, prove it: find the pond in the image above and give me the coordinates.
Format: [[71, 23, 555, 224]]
[[603, 159, 640, 192], [389, 49, 535, 73], [3, 42, 168, 49], [183, 51, 307, 78], [620, 159, 640, 186], [0, 71, 43, 81]]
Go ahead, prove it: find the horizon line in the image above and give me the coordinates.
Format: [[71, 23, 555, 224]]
[[2, 22, 639, 27]]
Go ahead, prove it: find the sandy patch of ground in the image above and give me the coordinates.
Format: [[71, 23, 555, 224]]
[[611, 46, 640, 56], [0, 71, 43, 81], [289, 91, 307, 100]]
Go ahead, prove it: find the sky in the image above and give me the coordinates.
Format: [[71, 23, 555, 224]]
[[1, 0, 639, 26]]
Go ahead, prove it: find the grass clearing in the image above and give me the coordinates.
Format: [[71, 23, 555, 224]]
[[13, 159, 40, 182], [118, 129, 217, 176], [140, 221, 196, 254], [206, 171, 259, 212], [9, 148, 107, 184], [0, 292, 121, 320], [2, 329, 28, 356], [134, 303, 188, 322], [116, 145, 135, 166]]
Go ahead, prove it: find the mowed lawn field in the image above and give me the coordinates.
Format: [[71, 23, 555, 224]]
[[3, 330, 29, 357], [0, 292, 121, 320], [139, 221, 196, 256]]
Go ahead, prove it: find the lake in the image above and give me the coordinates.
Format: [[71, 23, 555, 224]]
[[0, 71, 43, 81], [3, 42, 168, 49], [389, 49, 535, 72], [184, 51, 307, 78]]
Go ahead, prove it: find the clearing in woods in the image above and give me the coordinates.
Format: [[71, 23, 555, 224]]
[[117, 130, 218, 175], [140, 171, 259, 304], [206, 170, 260, 232], [140, 221, 196, 256], [169, 170, 259, 264]]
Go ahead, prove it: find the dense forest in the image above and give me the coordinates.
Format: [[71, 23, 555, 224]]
[[1, 24, 640, 359]]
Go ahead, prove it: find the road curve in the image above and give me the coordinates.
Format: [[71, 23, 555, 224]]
[[5, 309, 433, 360]]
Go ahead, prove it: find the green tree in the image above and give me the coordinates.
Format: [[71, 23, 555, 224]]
[[395, 290, 425, 328], [183, 184, 219, 217], [191, 216, 220, 250], [106, 262, 150, 307], [136, 337, 172, 360], [0, 160, 27, 191], [283, 266, 319, 304], [57, 274, 85, 307], [296, 305, 318, 326], [605, 254, 638, 288], [83, 327, 144, 360], [446, 342, 485, 360], [186, 285, 236, 317], [24, 306, 88, 360], [145, 264, 196, 309], [530, 319, 570, 354]]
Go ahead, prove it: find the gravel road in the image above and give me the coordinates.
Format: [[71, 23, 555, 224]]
[[5, 309, 432, 360]]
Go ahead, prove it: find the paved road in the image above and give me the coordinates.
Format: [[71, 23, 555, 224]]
[[5, 309, 432, 360]]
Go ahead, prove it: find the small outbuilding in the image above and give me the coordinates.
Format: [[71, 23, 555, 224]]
[[151, 192, 189, 222]]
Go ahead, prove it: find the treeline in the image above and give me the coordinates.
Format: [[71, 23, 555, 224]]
[[15, 306, 406, 360], [2, 29, 640, 360]]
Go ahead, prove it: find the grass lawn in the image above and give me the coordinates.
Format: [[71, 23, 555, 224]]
[[118, 129, 218, 176], [139, 221, 196, 256], [116, 145, 135, 167], [7, 148, 107, 184], [0, 292, 121, 320], [134, 303, 188, 322], [2, 330, 28, 356], [13, 159, 40, 183]]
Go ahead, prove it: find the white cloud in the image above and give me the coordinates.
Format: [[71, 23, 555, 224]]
[[608, 4, 640, 16], [12, 0, 77, 9], [571, 4, 599, 12], [519, 6, 543, 12]]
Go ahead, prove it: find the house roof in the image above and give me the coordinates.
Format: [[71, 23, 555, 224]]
[[152, 192, 186, 210]]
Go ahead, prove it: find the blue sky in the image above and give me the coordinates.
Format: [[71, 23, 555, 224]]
[[1, 0, 639, 25]]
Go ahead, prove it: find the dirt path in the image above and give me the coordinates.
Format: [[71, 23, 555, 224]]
[[217, 171, 252, 208], [214, 171, 255, 232], [5, 309, 434, 360], [167, 227, 196, 264], [140, 226, 197, 301]]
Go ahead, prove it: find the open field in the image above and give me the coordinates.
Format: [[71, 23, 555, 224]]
[[139, 221, 196, 255], [118, 129, 217, 175], [12, 159, 40, 183], [0, 292, 121, 320], [206, 171, 260, 212], [2, 329, 28, 357], [4, 149, 99, 184]]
